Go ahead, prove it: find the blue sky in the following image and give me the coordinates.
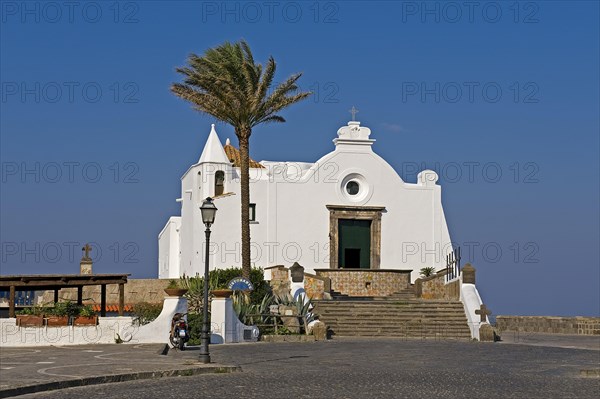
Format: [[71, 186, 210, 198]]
[[1, 1, 598, 317]]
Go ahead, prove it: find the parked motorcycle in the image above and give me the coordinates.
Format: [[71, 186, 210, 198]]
[[170, 313, 189, 350]]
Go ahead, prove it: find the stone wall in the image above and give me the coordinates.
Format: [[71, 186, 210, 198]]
[[314, 269, 411, 297], [38, 279, 172, 306], [265, 265, 291, 298], [304, 274, 330, 300], [266, 266, 331, 300], [415, 271, 459, 300], [496, 316, 600, 335]]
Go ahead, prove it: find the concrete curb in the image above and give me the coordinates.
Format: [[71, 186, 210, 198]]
[[0, 365, 240, 398], [260, 335, 316, 343], [580, 369, 600, 378]]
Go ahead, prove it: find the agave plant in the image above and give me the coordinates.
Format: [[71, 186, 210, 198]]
[[273, 292, 296, 306], [232, 291, 274, 326], [293, 293, 318, 325], [231, 290, 253, 323], [420, 266, 436, 278], [180, 273, 204, 313]]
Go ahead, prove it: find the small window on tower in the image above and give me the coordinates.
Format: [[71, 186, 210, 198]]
[[215, 171, 224, 196], [249, 203, 256, 221]]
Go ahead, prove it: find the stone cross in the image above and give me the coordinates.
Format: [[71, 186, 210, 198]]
[[475, 304, 492, 323], [349, 106, 359, 121], [81, 243, 92, 261]]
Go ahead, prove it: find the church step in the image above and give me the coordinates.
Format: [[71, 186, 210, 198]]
[[316, 308, 465, 313], [322, 319, 469, 324], [328, 327, 471, 333], [330, 333, 472, 339], [319, 313, 468, 318], [329, 325, 472, 332], [320, 315, 466, 320], [319, 320, 470, 324], [324, 318, 470, 324], [316, 306, 466, 311], [315, 297, 462, 306], [331, 329, 471, 334], [313, 298, 470, 338], [314, 300, 463, 305], [330, 327, 471, 333], [315, 308, 466, 314]]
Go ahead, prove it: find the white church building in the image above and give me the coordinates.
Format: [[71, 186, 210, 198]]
[[159, 119, 453, 283]]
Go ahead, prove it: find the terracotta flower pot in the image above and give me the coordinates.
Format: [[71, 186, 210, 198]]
[[164, 288, 188, 297], [211, 289, 233, 298], [16, 315, 44, 327], [46, 316, 69, 326], [73, 316, 98, 326]]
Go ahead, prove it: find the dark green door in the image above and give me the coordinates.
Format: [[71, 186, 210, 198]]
[[338, 219, 371, 268]]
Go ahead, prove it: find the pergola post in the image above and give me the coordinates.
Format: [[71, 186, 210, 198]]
[[9, 285, 15, 318], [100, 284, 107, 317], [1, 274, 129, 319], [118, 283, 125, 316]]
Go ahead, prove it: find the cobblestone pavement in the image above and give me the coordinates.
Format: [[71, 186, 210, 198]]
[[499, 332, 600, 351], [0, 343, 237, 397], [16, 338, 600, 399]]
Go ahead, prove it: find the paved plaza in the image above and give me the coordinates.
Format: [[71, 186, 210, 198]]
[[1, 335, 598, 398]]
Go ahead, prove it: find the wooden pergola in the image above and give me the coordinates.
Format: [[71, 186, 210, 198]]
[[0, 274, 129, 318]]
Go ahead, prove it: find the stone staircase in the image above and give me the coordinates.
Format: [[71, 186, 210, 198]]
[[313, 297, 472, 339]]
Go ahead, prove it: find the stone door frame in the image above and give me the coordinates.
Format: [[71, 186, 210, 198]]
[[326, 205, 385, 269]]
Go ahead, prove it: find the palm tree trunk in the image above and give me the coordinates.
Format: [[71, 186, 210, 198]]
[[237, 130, 252, 279]]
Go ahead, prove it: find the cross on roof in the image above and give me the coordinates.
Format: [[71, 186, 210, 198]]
[[349, 106, 359, 121], [82, 243, 92, 260], [475, 304, 492, 323]]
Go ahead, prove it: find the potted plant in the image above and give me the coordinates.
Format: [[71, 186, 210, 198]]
[[164, 279, 188, 297], [73, 304, 98, 326], [16, 306, 45, 327], [208, 272, 233, 298], [46, 302, 70, 326], [210, 288, 234, 298]]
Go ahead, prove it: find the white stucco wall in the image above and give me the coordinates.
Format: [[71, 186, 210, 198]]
[[0, 297, 188, 347], [0, 317, 134, 347], [158, 217, 181, 279], [461, 282, 489, 340], [160, 121, 454, 283], [211, 297, 259, 344]]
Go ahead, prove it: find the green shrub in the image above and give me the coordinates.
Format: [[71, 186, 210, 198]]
[[131, 302, 162, 325], [181, 267, 272, 314], [16, 306, 45, 316], [186, 312, 204, 345], [79, 304, 96, 317], [48, 302, 71, 316]]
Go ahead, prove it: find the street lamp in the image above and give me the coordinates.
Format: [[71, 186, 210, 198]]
[[199, 197, 217, 364]]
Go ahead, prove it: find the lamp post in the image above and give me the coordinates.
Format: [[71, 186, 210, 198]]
[[199, 197, 217, 364]]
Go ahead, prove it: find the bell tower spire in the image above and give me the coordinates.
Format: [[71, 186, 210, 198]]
[[198, 124, 230, 164]]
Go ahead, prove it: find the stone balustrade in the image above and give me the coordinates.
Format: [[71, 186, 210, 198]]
[[496, 316, 600, 335], [314, 269, 411, 297]]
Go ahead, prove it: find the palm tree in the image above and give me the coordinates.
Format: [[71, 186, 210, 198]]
[[171, 40, 311, 278]]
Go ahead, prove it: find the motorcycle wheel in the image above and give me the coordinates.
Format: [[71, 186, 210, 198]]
[[179, 339, 185, 351]]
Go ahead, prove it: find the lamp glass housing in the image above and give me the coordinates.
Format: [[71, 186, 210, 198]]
[[200, 197, 217, 226]]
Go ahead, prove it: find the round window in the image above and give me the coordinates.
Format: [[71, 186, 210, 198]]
[[339, 172, 371, 203], [346, 181, 360, 195]]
